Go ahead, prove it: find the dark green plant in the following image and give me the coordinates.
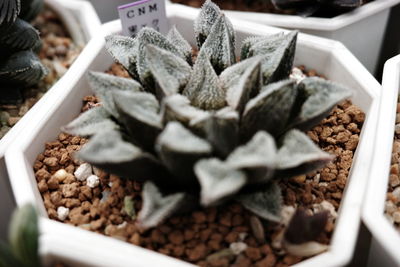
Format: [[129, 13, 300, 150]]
[[64, 0, 352, 230], [270, 0, 365, 16], [0, 0, 47, 104], [0, 204, 40, 267]]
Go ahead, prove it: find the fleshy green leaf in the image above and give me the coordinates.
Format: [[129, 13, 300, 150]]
[[145, 44, 191, 100], [238, 182, 282, 222], [0, 18, 40, 51], [0, 50, 47, 87], [227, 131, 277, 183], [0, 0, 20, 25], [20, 0, 43, 22], [289, 77, 353, 131], [79, 130, 167, 182], [167, 25, 192, 64], [137, 181, 187, 230], [198, 13, 236, 73], [113, 90, 162, 151], [161, 94, 209, 127], [0, 242, 23, 267], [182, 52, 226, 110], [220, 56, 262, 113], [105, 35, 139, 77], [9, 204, 39, 267], [241, 79, 298, 140], [190, 107, 239, 157], [87, 71, 143, 118], [62, 106, 118, 137], [195, 158, 247, 206], [276, 129, 334, 178], [241, 31, 297, 85], [194, 0, 222, 47], [156, 122, 212, 188], [135, 27, 185, 90]]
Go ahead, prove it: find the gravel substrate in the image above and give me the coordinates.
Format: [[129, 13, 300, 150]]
[[0, 6, 82, 139], [385, 97, 400, 225], [34, 64, 365, 267]]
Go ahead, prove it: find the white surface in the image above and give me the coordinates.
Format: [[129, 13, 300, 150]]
[[5, 4, 381, 267], [84, 0, 134, 23], [363, 55, 400, 267], [169, 0, 400, 75], [0, 0, 101, 240]]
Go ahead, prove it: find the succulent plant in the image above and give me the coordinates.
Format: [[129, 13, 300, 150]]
[[0, 0, 47, 104], [0, 204, 40, 267], [270, 0, 365, 16], [64, 0, 352, 230]]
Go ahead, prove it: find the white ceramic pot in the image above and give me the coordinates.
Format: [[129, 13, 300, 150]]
[[5, 4, 381, 266], [0, 0, 101, 240], [362, 55, 400, 267], [82, 0, 134, 23], [168, 0, 400, 75]]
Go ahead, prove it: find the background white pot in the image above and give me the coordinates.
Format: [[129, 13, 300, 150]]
[[5, 5, 381, 266], [168, 0, 400, 76], [362, 55, 400, 267], [80, 0, 135, 23], [0, 0, 101, 241]]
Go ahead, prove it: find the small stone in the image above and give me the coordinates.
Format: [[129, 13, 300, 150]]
[[187, 243, 207, 261], [47, 176, 59, 190], [292, 175, 306, 183], [281, 205, 295, 226], [390, 174, 400, 187], [43, 157, 58, 167], [53, 169, 68, 182], [74, 163, 92, 181], [62, 183, 79, 198], [37, 179, 48, 193], [249, 216, 265, 244], [393, 211, 400, 223], [230, 242, 247, 255], [245, 247, 262, 261], [86, 175, 100, 188], [7, 117, 20, 126], [385, 201, 397, 214], [393, 187, 400, 200], [193, 211, 207, 223], [313, 200, 337, 218], [57, 206, 69, 221], [395, 124, 400, 135], [168, 230, 184, 245]]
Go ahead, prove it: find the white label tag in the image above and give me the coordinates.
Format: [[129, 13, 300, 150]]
[[118, 0, 168, 38]]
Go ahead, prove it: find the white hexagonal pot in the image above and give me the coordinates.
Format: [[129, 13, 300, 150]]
[[5, 5, 381, 267], [168, 0, 400, 75], [0, 0, 101, 240], [362, 55, 400, 267]]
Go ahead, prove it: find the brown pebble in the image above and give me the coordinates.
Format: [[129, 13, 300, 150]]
[[250, 216, 265, 244], [187, 243, 207, 262], [47, 176, 59, 190], [245, 247, 262, 261], [43, 157, 58, 167], [168, 230, 184, 245]]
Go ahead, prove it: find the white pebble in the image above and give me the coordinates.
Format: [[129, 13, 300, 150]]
[[281, 205, 295, 226], [290, 67, 306, 83], [312, 200, 337, 219], [396, 124, 400, 135], [230, 242, 247, 255], [53, 169, 68, 181], [57, 206, 69, 221], [313, 174, 321, 184], [87, 175, 100, 188], [74, 163, 92, 181], [393, 187, 400, 200]]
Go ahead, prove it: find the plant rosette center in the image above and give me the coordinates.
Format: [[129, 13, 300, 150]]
[[33, 0, 365, 265]]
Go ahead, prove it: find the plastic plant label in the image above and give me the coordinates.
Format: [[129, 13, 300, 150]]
[[118, 0, 168, 38]]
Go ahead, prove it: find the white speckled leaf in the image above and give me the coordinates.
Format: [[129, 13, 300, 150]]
[[167, 25, 192, 63], [220, 56, 262, 113], [241, 79, 298, 140], [195, 158, 247, 206], [137, 181, 186, 230], [227, 131, 277, 183], [238, 182, 282, 222], [62, 106, 118, 137], [156, 122, 212, 187], [198, 14, 235, 73], [87, 71, 143, 118], [161, 94, 209, 127], [190, 107, 239, 157], [105, 35, 138, 77], [145, 44, 191, 100], [194, 0, 222, 47], [113, 90, 162, 151], [241, 31, 297, 85], [276, 129, 334, 177], [79, 130, 166, 181], [182, 52, 225, 110], [290, 77, 353, 131]]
